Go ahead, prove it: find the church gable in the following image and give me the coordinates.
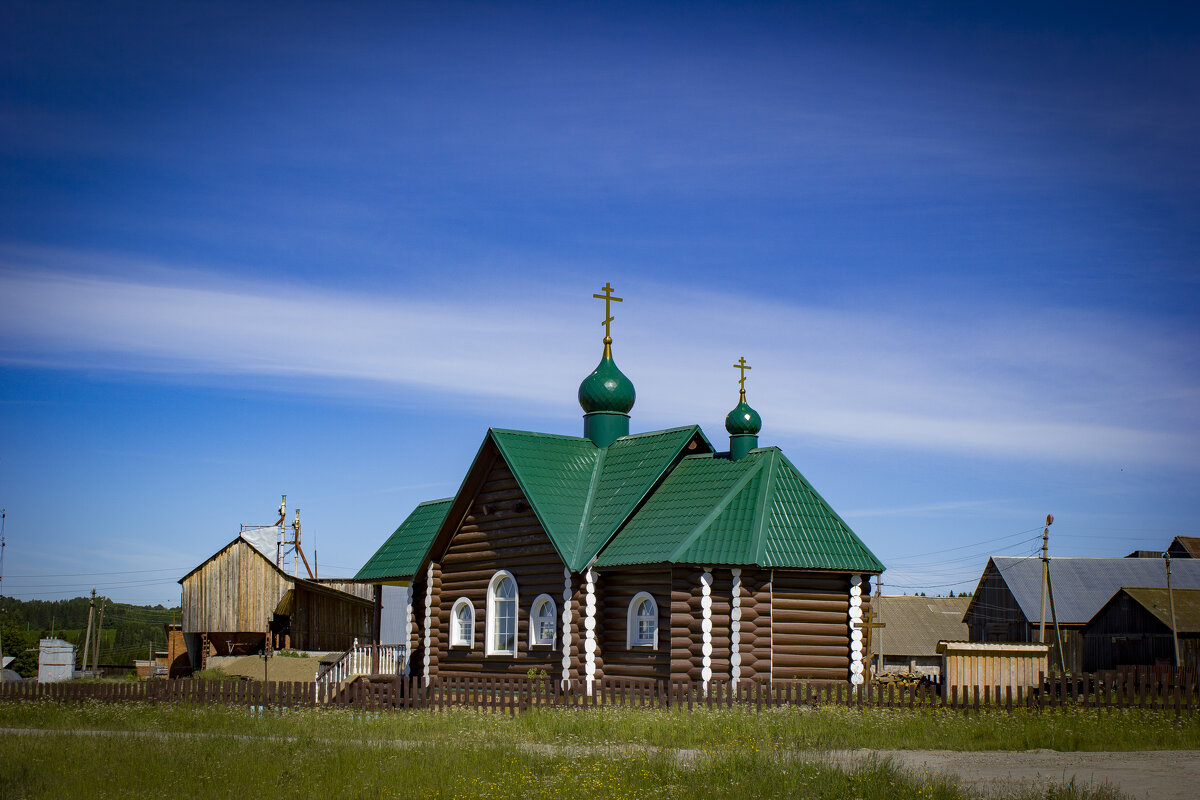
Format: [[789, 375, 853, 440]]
[[431, 449, 568, 676], [492, 425, 709, 571]]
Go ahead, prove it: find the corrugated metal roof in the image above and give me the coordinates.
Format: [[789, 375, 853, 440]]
[[872, 596, 970, 657], [1115, 587, 1200, 633], [597, 448, 883, 572], [493, 426, 703, 571], [990, 557, 1200, 625], [354, 498, 453, 581]]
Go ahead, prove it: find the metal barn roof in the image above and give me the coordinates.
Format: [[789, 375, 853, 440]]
[[986, 557, 1200, 625]]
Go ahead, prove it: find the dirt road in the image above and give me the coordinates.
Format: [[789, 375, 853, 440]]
[[821, 749, 1199, 800]]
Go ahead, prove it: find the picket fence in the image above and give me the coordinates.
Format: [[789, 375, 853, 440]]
[[1, 667, 1194, 716]]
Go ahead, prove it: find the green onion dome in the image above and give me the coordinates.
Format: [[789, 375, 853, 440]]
[[725, 400, 761, 435], [578, 353, 636, 414]]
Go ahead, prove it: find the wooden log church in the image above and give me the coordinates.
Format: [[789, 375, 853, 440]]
[[356, 284, 884, 689]]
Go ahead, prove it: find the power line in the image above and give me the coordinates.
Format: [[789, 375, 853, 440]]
[[4, 567, 187, 579], [887, 527, 1042, 562]]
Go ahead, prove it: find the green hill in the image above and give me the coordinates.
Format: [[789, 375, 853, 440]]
[[0, 595, 180, 678]]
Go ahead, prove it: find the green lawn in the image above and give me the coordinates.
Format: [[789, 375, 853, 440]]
[[2, 700, 1193, 799]]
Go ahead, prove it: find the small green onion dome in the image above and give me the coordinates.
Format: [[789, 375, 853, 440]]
[[578, 354, 636, 414], [725, 400, 761, 435]]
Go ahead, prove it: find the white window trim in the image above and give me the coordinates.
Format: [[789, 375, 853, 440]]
[[450, 597, 474, 648], [529, 593, 556, 648], [626, 591, 658, 649], [485, 569, 519, 656]]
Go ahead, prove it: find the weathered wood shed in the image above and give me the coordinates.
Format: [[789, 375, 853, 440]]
[[180, 532, 372, 666], [1083, 587, 1200, 670], [355, 287, 884, 689]]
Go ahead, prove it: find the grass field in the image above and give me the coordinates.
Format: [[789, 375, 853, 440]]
[[2, 700, 1194, 799]]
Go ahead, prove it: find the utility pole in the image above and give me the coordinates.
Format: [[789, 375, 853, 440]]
[[1039, 514, 1067, 674], [92, 596, 106, 674], [1165, 552, 1180, 667], [1039, 518, 1050, 643], [1, 511, 8, 677], [81, 589, 96, 674], [874, 578, 885, 674]]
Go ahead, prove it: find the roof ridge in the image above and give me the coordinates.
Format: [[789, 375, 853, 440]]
[[572, 445, 608, 568], [490, 427, 591, 443], [619, 424, 701, 439], [415, 497, 455, 507], [751, 449, 778, 564], [666, 457, 765, 563]]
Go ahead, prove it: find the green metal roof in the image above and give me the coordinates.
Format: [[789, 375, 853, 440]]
[[596, 448, 884, 572], [354, 498, 453, 581], [492, 425, 707, 571]]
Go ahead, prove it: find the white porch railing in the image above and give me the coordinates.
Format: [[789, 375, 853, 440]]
[[315, 640, 407, 694]]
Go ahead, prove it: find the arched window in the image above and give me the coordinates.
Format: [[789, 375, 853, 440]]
[[450, 597, 474, 648], [626, 592, 658, 648], [486, 570, 519, 656], [529, 594, 556, 647]]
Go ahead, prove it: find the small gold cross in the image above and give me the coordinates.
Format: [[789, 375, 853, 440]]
[[592, 282, 623, 354], [733, 356, 752, 402]]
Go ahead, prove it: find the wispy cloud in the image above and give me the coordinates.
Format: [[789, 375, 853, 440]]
[[1, 246, 1196, 468]]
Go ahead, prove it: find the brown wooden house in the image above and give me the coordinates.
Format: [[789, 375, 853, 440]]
[[356, 288, 884, 690], [180, 528, 372, 668]]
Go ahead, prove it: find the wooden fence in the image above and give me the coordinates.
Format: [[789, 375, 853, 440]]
[[1, 667, 1195, 716]]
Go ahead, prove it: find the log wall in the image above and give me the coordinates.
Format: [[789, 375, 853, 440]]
[[671, 567, 704, 682], [597, 567, 672, 681], [431, 456, 566, 677], [736, 569, 772, 681], [771, 570, 851, 681]]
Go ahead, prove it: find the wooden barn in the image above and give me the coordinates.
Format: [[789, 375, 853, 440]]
[[180, 527, 372, 668], [963, 556, 1200, 673], [356, 285, 883, 690], [870, 595, 969, 679], [1082, 587, 1200, 670]]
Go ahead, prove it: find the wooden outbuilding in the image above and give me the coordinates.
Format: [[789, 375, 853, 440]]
[[1082, 587, 1200, 670], [355, 286, 884, 690], [180, 529, 372, 668], [937, 641, 1049, 699]]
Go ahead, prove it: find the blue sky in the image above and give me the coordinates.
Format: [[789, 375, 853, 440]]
[[1, 1, 1197, 606]]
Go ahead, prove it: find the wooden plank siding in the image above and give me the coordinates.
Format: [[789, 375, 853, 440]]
[[181, 540, 292, 634], [964, 565, 1030, 643], [597, 567, 672, 681], [771, 570, 852, 681], [430, 456, 567, 677], [289, 583, 372, 652]]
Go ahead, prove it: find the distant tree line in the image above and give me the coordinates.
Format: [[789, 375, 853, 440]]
[[0, 595, 180, 678]]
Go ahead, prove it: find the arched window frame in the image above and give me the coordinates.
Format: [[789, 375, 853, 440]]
[[449, 597, 474, 648], [485, 569, 519, 656], [626, 591, 658, 649], [528, 594, 556, 648]]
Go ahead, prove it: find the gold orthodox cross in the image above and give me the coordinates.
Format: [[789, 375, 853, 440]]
[[733, 356, 751, 402], [592, 282, 623, 354]]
